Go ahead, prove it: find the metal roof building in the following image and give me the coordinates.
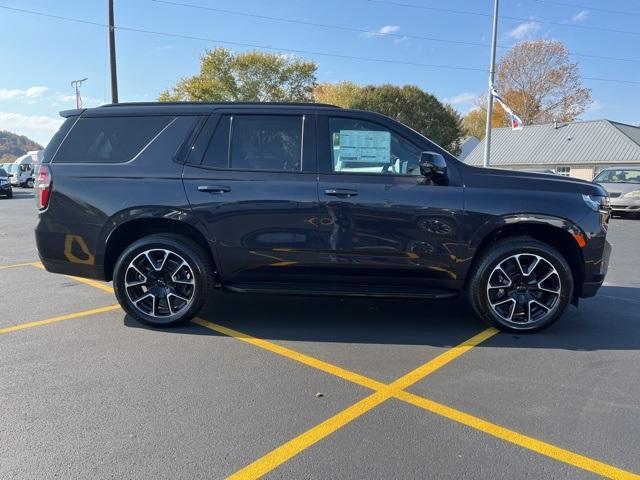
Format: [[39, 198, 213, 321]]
[[464, 120, 640, 180]]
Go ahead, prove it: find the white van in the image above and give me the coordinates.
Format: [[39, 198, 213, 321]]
[[7, 150, 42, 188]]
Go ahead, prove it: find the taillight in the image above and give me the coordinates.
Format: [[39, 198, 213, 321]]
[[36, 165, 51, 210]]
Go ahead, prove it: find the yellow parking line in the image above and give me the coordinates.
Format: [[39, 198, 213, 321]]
[[30, 262, 114, 294], [0, 261, 38, 270], [193, 318, 386, 391], [395, 390, 640, 480], [43, 273, 640, 479], [0, 304, 120, 335], [203, 320, 497, 479]]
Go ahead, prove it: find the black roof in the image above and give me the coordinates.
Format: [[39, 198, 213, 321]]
[[61, 101, 340, 118]]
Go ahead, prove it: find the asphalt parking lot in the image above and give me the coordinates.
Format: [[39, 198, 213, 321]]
[[2, 188, 640, 479]]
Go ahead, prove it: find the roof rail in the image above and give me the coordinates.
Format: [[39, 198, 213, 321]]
[[98, 101, 340, 108]]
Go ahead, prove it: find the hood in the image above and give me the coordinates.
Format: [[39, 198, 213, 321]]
[[596, 181, 640, 195], [462, 165, 606, 196]]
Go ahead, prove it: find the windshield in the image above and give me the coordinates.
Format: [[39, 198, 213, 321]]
[[8, 164, 20, 174], [594, 169, 640, 184]]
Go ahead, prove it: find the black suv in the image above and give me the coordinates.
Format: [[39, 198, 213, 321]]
[[35, 103, 611, 332]]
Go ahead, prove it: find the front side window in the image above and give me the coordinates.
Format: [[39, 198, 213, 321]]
[[54, 116, 171, 163], [329, 117, 422, 175]]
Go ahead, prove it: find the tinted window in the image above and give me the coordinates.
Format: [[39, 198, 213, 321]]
[[594, 169, 640, 184], [54, 116, 171, 163], [43, 116, 76, 164], [229, 115, 302, 171], [329, 117, 421, 176], [202, 116, 231, 168]]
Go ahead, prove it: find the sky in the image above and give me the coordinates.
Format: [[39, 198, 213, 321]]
[[0, 0, 638, 146]]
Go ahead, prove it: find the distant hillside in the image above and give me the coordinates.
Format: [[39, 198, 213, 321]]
[[0, 130, 43, 163]]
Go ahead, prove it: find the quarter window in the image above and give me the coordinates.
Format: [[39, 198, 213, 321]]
[[329, 117, 422, 175], [54, 116, 171, 163]]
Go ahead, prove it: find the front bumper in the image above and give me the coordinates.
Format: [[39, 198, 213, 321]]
[[609, 197, 640, 212], [0, 183, 11, 195]]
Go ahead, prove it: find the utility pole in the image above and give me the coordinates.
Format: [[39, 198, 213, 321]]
[[71, 78, 88, 109], [482, 0, 499, 168], [108, 0, 119, 103]]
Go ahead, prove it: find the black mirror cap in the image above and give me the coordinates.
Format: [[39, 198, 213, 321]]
[[419, 151, 447, 181]]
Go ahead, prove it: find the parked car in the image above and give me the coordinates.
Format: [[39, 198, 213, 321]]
[[0, 165, 12, 198], [35, 102, 611, 332], [7, 151, 42, 188], [593, 167, 640, 218]]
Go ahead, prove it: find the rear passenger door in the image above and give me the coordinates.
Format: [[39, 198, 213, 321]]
[[182, 109, 320, 284]]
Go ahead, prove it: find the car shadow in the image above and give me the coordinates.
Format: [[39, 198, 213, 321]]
[[123, 284, 640, 352]]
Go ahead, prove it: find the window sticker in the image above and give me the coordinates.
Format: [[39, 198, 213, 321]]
[[338, 130, 391, 164]]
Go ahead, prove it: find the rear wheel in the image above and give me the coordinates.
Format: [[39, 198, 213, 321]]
[[113, 234, 213, 327], [25, 178, 34, 189], [467, 238, 574, 332]]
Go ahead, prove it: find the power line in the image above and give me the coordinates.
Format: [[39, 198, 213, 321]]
[[367, 0, 640, 36], [1, 4, 639, 85], [532, 0, 640, 17], [152, 0, 640, 65]]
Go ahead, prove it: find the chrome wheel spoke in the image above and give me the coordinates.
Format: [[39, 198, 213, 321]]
[[486, 253, 562, 326], [124, 249, 196, 319]]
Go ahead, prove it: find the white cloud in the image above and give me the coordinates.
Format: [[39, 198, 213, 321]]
[[587, 99, 604, 112], [0, 86, 49, 100], [363, 25, 400, 38], [0, 112, 63, 145], [446, 92, 478, 106], [571, 10, 589, 22], [507, 21, 541, 40]]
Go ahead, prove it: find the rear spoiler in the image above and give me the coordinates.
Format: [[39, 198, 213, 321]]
[[59, 108, 85, 118]]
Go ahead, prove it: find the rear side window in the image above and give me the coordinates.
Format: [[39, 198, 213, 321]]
[[42, 116, 77, 164], [202, 115, 302, 171], [53, 116, 171, 163]]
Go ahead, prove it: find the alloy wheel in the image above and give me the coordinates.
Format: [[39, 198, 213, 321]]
[[486, 253, 561, 326], [124, 248, 196, 319]]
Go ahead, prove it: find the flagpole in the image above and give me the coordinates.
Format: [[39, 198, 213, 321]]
[[483, 0, 500, 168]]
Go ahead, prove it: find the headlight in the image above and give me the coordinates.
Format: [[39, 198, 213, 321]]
[[0, 179, 7, 186], [582, 194, 608, 212], [623, 190, 640, 198]]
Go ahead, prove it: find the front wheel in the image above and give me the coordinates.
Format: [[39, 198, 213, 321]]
[[25, 178, 34, 189], [113, 234, 214, 327], [467, 238, 574, 333]]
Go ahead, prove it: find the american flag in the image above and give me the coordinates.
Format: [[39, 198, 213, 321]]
[[491, 88, 524, 130]]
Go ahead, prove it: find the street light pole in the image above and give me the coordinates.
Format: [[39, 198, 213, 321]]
[[108, 0, 119, 103], [483, 0, 500, 168], [71, 78, 88, 109]]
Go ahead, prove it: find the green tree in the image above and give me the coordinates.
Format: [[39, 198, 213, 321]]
[[315, 83, 462, 154], [159, 47, 318, 102]]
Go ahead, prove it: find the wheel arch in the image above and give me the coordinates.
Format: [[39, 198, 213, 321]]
[[100, 213, 217, 282], [466, 215, 586, 300]]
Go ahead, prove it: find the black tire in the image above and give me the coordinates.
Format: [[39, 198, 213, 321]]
[[113, 233, 214, 327], [6, 191, 12, 199], [25, 178, 34, 189], [467, 238, 574, 333]]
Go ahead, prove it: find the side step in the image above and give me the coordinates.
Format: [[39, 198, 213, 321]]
[[222, 282, 458, 300]]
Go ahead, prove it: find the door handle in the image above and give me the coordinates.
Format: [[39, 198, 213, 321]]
[[198, 185, 231, 194], [324, 188, 358, 198]]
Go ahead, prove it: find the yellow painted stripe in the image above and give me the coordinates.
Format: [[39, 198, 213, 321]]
[[30, 262, 114, 294], [0, 304, 121, 335], [395, 390, 640, 480], [228, 390, 390, 480], [0, 261, 38, 270], [222, 324, 495, 479], [193, 318, 386, 391], [389, 327, 497, 390]]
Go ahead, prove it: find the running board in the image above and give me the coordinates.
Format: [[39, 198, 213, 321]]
[[222, 283, 458, 300]]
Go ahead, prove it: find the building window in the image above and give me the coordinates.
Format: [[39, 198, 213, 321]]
[[556, 166, 571, 176]]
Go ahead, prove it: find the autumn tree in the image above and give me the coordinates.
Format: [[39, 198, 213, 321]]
[[464, 39, 591, 137], [159, 47, 317, 102], [315, 83, 463, 154]]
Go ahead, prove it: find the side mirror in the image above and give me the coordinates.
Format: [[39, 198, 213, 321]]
[[419, 152, 447, 181]]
